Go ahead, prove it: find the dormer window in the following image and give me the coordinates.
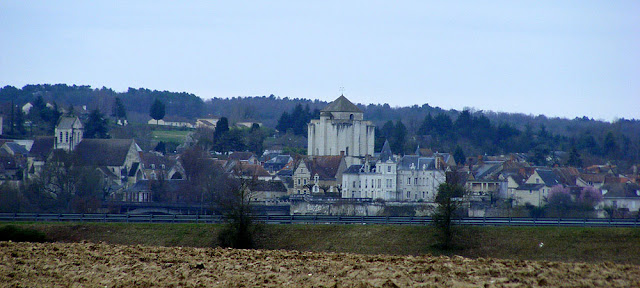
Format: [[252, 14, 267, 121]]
[[349, 114, 354, 120]]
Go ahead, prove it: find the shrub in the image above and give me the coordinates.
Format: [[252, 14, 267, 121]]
[[0, 225, 47, 243]]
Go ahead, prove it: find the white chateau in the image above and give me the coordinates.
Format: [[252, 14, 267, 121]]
[[307, 95, 375, 166]]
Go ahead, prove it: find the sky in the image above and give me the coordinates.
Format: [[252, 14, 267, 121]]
[[1, 1, 639, 121]]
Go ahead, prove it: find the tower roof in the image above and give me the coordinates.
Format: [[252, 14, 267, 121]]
[[379, 140, 393, 162], [321, 95, 362, 113]]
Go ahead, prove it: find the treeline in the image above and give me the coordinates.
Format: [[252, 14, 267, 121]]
[[1, 84, 639, 170], [0, 84, 204, 123]]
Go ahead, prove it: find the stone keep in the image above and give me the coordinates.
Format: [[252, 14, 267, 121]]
[[308, 95, 375, 166]]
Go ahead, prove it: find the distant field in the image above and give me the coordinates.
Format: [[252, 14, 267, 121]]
[[151, 129, 191, 143], [7, 223, 640, 265]]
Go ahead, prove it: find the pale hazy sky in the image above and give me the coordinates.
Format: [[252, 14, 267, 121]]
[[1, 1, 638, 121]]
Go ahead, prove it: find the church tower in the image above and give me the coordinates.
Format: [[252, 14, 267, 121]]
[[308, 95, 375, 166]]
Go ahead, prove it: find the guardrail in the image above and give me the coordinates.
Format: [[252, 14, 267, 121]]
[[0, 213, 638, 227]]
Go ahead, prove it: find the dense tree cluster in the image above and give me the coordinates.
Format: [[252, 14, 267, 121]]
[[275, 104, 319, 136]]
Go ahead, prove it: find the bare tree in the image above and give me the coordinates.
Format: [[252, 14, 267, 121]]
[[215, 161, 258, 249], [432, 169, 468, 249]]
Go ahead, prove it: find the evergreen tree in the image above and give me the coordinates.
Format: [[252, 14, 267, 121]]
[[113, 97, 127, 123], [149, 99, 165, 125], [453, 145, 466, 165], [567, 146, 582, 167], [84, 109, 109, 139]]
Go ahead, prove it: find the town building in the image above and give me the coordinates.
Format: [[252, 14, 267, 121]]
[[307, 95, 375, 166], [54, 116, 83, 151]]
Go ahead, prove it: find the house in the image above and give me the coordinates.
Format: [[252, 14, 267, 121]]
[[599, 182, 640, 215], [293, 155, 346, 195], [236, 122, 262, 128], [307, 95, 375, 166], [26, 136, 55, 178], [342, 140, 398, 200], [228, 151, 258, 165], [139, 151, 185, 180], [512, 169, 562, 207], [54, 116, 83, 151], [248, 180, 288, 202], [1, 142, 29, 157], [226, 161, 272, 181], [147, 117, 194, 128], [396, 154, 445, 202], [263, 155, 293, 173], [74, 139, 143, 187], [120, 179, 189, 203], [196, 118, 219, 129]]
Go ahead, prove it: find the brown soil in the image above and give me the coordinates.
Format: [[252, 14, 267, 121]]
[[1, 241, 639, 287]]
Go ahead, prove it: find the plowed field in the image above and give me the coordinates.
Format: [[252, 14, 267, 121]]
[[1, 241, 639, 287]]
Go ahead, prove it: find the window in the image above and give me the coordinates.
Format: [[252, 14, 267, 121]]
[[407, 191, 410, 198], [297, 179, 301, 185], [65, 132, 69, 142], [345, 147, 349, 156], [59, 132, 63, 142], [349, 114, 354, 120], [353, 181, 356, 188], [388, 166, 391, 172], [303, 179, 307, 185], [415, 178, 418, 185], [378, 179, 381, 188]]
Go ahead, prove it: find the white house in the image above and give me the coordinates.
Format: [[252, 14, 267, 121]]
[[396, 155, 446, 202], [342, 140, 398, 200]]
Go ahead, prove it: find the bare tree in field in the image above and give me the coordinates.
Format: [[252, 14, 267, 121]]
[[432, 168, 468, 249], [215, 161, 258, 249]]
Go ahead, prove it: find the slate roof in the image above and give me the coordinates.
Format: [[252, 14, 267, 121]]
[[602, 183, 640, 198], [321, 95, 362, 113], [536, 169, 561, 187], [343, 164, 364, 174], [379, 140, 393, 162], [235, 164, 271, 177], [397, 155, 436, 170], [228, 151, 255, 161], [74, 139, 135, 167], [29, 136, 55, 160], [2, 142, 29, 156], [140, 151, 177, 169], [304, 156, 344, 180], [516, 183, 546, 191], [56, 116, 81, 129]]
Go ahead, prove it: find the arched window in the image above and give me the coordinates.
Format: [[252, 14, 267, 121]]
[[349, 114, 354, 120]]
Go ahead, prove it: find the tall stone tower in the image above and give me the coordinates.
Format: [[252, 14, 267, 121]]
[[54, 116, 84, 151], [308, 95, 375, 166]]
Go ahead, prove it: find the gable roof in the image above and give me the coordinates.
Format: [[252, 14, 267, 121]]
[[56, 116, 81, 129], [2, 142, 29, 156], [75, 139, 135, 167], [536, 169, 561, 187], [228, 151, 256, 161], [602, 183, 640, 198], [304, 156, 344, 180], [29, 136, 55, 160], [321, 95, 362, 113]]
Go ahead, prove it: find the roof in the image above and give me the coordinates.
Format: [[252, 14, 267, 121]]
[[536, 169, 561, 187], [249, 180, 287, 192], [140, 151, 177, 169], [265, 155, 293, 165], [398, 155, 436, 170], [29, 136, 55, 160], [602, 183, 640, 198], [56, 116, 81, 129], [2, 142, 29, 156], [343, 164, 365, 174], [321, 95, 362, 113], [126, 179, 189, 193], [234, 164, 270, 177], [75, 139, 135, 167], [379, 140, 393, 162], [304, 156, 344, 180], [228, 151, 255, 161], [516, 183, 546, 191]]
